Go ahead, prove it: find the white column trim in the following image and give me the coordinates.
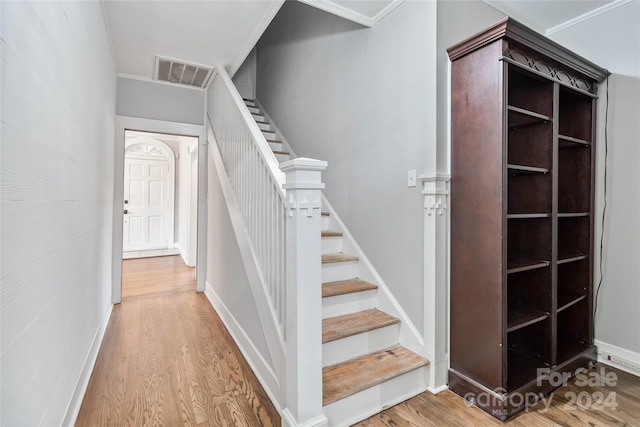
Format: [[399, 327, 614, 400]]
[[282, 158, 328, 427], [420, 173, 450, 392]]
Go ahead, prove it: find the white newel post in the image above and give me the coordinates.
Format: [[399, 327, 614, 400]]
[[281, 158, 329, 427], [421, 173, 450, 392]]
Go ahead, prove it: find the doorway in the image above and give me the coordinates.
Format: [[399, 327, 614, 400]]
[[112, 117, 206, 304], [120, 130, 198, 298], [122, 134, 176, 255]]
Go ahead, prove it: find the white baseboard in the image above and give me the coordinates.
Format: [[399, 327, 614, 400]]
[[63, 304, 113, 426], [595, 339, 640, 377], [204, 281, 283, 411], [428, 384, 449, 394], [282, 410, 328, 427], [175, 243, 195, 267]]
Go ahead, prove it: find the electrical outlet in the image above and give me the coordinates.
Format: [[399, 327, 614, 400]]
[[600, 351, 640, 374], [408, 169, 417, 187]]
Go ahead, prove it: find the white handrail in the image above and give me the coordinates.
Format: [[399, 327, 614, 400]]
[[208, 67, 287, 331], [207, 68, 328, 424]]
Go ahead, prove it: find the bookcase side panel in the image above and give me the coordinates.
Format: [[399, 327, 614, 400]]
[[450, 40, 506, 391]]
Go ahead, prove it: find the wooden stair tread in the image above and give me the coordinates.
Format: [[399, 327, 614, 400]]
[[322, 309, 399, 343], [273, 150, 289, 155], [266, 139, 281, 144], [322, 279, 378, 298], [321, 211, 330, 216], [322, 253, 358, 264], [321, 230, 343, 237], [323, 345, 429, 405]]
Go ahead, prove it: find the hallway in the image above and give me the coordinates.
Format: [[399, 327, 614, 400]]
[[76, 256, 280, 426]]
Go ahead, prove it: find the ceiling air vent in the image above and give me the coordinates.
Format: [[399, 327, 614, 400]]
[[154, 56, 214, 88]]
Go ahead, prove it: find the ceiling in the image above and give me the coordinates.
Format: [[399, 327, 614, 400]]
[[103, 0, 626, 86], [103, 0, 285, 80], [484, 0, 623, 34]]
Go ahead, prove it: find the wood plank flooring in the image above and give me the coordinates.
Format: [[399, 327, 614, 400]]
[[76, 255, 280, 426], [355, 363, 640, 426], [121, 255, 197, 299], [75, 257, 640, 426]]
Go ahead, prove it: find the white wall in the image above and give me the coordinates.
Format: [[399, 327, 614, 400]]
[[177, 138, 198, 266], [547, 1, 640, 355], [116, 76, 204, 125], [1, 1, 117, 425], [256, 0, 436, 335]]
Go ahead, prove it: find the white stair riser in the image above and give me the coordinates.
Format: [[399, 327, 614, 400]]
[[321, 215, 330, 231], [262, 130, 276, 139], [258, 122, 272, 131], [322, 236, 343, 254], [275, 153, 290, 163], [248, 106, 260, 114], [322, 289, 377, 319], [321, 260, 358, 283], [268, 141, 283, 151], [322, 323, 399, 367], [252, 114, 264, 121], [322, 366, 429, 427]]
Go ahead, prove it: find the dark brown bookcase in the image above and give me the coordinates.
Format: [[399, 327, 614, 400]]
[[447, 18, 609, 420]]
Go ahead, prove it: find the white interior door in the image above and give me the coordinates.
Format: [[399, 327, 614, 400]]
[[123, 157, 172, 251]]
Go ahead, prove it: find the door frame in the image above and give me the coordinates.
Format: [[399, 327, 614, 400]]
[[113, 116, 207, 303], [123, 139, 176, 252]]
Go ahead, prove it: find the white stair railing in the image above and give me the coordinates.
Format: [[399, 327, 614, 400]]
[[208, 68, 288, 332], [207, 67, 328, 427]]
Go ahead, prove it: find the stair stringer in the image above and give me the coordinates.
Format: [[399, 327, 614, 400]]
[[253, 101, 430, 424], [320, 195, 425, 356], [206, 128, 286, 411], [256, 100, 424, 355], [254, 99, 295, 159]]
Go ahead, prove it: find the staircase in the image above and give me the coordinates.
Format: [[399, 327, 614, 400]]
[[243, 99, 430, 426], [245, 99, 291, 163]]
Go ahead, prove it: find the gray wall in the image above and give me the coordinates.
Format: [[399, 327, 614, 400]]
[[1, 1, 117, 424], [233, 48, 257, 100], [256, 0, 640, 359], [436, 1, 506, 172], [117, 77, 204, 125], [548, 1, 640, 354], [206, 153, 273, 369], [257, 0, 436, 335]]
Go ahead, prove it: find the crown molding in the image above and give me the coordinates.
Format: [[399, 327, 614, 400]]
[[545, 0, 632, 36], [298, 0, 404, 28]]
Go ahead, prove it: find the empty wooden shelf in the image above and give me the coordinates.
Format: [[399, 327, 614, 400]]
[[448, 17, 608, 420]]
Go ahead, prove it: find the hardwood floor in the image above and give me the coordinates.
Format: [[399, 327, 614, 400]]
[[356, 363, 640, 427], [121, 255, 197, 299], [76, 256, 280, 426], [77, 256, 640, 426]]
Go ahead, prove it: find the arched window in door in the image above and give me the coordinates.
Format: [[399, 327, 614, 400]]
[[125, 143, 169, 157]]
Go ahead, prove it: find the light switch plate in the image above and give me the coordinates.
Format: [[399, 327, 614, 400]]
[[408, 169, 417, 187]]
